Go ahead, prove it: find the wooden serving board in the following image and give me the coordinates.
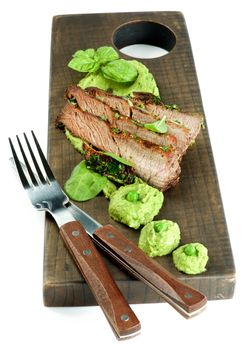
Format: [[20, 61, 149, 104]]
[[44, 11, 235, 306]]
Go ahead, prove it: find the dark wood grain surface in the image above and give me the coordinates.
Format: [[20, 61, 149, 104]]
[[44, 11, 235, 306]]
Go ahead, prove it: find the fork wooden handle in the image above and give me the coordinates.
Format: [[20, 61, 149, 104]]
[[59, 221, 140, 339], [93, 225, 207, 317]]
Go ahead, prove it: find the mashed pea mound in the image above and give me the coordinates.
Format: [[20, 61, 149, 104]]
[[79, 60, 160, 97], [172, 243, 209, 274], [138, 220, 181, 257], [108, 183, 164, 229]]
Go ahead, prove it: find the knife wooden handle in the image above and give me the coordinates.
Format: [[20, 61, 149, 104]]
[[93, 225, 207, 317], [59, 221, 141, 338]]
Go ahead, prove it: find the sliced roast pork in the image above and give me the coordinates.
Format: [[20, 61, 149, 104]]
[[57, 102, 181, 190]]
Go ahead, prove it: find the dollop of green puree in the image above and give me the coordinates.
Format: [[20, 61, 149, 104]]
[[172, 243, 209, 274], [108, 183, 164, 229], [138, 220, 181, 257], [79, 60, 160, 97]]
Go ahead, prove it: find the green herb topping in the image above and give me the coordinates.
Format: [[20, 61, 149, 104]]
[[86, 154, 135, 184], [138, 103, 145, 110], [144, 116, 168, 134], [152, 95, 162, 104], [67, 97, 77, 106], [112, 127, 121, 134], [68, 46, 138, 84], [160, 145, 170, 152], [102, 152, 133, 167], [165, 103, 180, 111]]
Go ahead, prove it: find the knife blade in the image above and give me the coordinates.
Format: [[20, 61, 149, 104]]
[[67, 201, 207, 317]]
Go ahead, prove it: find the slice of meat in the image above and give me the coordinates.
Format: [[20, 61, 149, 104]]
[[66, 86, 187, 156], [131, 92, 203, 140], [57, 103, 181, 191], [58, 86, 203, 191], [66, 85, 116, 124], [112, 117, 177, 156], [115, 136, 181, 190], [84, 87, 202, 143], [83, 86, 193, 153], [144, 105, 202, 141], [57, 103, 119, 154], [131, 91, 163, 105], [86, 86, 131, 117], [130, 108, 191, 154]]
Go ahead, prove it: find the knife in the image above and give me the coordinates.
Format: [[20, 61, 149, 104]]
[[66, 201, 207, 317], [11, 157, 207, 317], [9, 148, 141, 340]]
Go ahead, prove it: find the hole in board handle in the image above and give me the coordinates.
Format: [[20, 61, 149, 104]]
[[113, 20, 176, 59]]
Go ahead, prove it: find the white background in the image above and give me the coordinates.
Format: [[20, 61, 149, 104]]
[[1, 1, 240, 349]]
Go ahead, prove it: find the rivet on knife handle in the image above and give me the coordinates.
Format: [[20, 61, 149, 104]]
[[59, 221, 141, 339], [93, 225, 207, 317]]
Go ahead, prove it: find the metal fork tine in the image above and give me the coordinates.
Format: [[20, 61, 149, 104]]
[[24, 132, 47, 184], [16, 135, 39, 186], [8, 137, 30, 189], [31, 130, 55, 181]]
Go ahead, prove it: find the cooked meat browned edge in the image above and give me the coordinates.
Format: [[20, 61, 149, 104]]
[[86, 86, 131, 116], [67, 86, 179, 155], [66, 85, 192, 156], [57, 86, 203, 191], [84, 86, 196, 151], [131, 91, 203, 140], [57, 102, 181, 190], [86, 86, 203, 141]]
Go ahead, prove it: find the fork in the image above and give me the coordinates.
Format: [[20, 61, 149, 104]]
[[8, 131, 141, 339]]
